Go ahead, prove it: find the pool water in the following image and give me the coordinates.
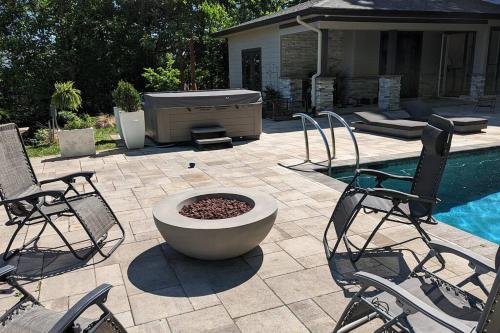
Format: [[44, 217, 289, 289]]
[[332, 147, 500, 244]]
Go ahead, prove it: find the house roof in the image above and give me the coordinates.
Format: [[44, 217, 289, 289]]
[[215, 0, 500, 36]]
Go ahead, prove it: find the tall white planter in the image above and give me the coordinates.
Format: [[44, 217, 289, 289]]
[[120, 110, 145, 149], [59, 128, 96, 158], [113, 107, 123, 139]]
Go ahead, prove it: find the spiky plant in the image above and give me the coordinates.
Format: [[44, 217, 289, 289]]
[[51, 81, 82, 112]]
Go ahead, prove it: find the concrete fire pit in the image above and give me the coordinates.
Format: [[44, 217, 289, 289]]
[[153, 188, 277, 260]]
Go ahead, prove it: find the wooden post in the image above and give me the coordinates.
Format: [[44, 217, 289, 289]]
[[178, 47, 185, 91], [189, 39, 197, 90]]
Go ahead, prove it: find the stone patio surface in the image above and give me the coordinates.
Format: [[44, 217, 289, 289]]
[[0, 103, 498, 332]]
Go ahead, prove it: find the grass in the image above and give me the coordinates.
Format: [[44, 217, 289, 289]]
[[26, 126, 119, 157]]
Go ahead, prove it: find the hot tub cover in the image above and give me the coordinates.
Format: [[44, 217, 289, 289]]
[[143, 89, 262, 109]]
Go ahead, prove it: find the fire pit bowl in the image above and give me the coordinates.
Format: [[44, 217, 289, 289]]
[[153, 188, 278, 260]]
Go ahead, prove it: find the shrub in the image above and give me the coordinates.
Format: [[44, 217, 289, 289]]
[[64, 114, 95, 130], [142, 53, 181, 91], [51, 81, 82, 112], [263, 86, 281, 100], [112, 80, 141, 112], [34, 128, 50, 145]]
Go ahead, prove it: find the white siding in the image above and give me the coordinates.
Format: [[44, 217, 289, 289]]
[[227, 26, 280, 90]]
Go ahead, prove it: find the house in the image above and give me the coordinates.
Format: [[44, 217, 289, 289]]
[[215, 0, 500, 111]]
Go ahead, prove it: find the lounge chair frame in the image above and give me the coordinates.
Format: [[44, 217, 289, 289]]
[[0, 123, 125, 261], [0, 265, 127, 332], [333, 241, 500, 333], [324, 115, 454, 263]]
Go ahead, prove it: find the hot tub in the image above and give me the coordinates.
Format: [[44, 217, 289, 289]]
[[143, 89, 262, 144]]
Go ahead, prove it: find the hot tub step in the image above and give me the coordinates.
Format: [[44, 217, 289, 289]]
[[191, 126, 226, 135], [195, 137, 233, 148]]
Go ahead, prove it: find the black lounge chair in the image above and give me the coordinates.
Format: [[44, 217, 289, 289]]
[[324, 115, 453, 263], [0, 123, 125, 261], [352, 111, 426, 139], [333, 241, 500, 333], [404, 99, 488, 133], [0, 265, 127, 332]]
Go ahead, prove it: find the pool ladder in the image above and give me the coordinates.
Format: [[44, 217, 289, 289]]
[[279, 111, 359, 176]]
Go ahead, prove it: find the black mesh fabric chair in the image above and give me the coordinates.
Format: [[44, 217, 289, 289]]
[[0, 265, 127, 333], [333, 242, 500, 333], [0, 123, 125, 260], [324, 115, 454, 262]]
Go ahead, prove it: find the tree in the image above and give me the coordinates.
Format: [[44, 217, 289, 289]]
[[142, 53, 181, 91]]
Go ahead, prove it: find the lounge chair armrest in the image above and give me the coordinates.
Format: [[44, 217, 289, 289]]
[[428, 240, 496, 273], [39, 171, 95, 185], [356, 169, 414, 182], [367, 188, 437, 204], [0, 190, 64, 206], [0, 265, 16, 281], [354, 272, 472, 333], [49, 284, 112, 333]]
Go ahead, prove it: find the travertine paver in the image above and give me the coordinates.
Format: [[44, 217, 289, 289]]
[[0, 104, 498, 332]]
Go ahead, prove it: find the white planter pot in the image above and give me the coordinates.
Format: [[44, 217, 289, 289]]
[[120, 110, 145, 149], [113, 107, 123, 139], [58, 128, 96, 158]]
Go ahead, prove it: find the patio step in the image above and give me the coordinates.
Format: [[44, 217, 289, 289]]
[[191, 126, 233, 150]]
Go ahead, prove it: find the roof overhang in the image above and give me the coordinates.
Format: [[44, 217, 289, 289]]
[[214, 7, 498, 37]]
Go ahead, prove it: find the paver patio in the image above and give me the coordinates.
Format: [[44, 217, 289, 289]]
[[0, 103, 498, 332]]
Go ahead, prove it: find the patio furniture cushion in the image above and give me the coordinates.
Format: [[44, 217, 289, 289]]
[[368, 119, 427, 130], [421, 125, 447, 156], [449, 117, 488, 126], [354, 112, 427, 130], [354, 111, 390, 122]]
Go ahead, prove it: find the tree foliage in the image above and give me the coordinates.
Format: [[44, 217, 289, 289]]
[[0, 0, 305, 127], [143, 53, 181, 91]]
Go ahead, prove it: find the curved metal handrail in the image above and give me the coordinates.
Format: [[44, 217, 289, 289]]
[[318, 111, 360, 171], [291, 113, 333, 176]]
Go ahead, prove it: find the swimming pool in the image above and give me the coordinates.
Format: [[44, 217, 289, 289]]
[[331, 147, 500, 244]]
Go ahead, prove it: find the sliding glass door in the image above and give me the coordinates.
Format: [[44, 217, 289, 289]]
[[485, 28, 500, 95], [439, 32, 475, 97]]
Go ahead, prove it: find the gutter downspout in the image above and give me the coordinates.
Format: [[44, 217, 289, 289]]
[[296, 15, 322, 111]]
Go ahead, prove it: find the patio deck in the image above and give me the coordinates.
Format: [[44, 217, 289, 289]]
[[0, 104, 498, 332]]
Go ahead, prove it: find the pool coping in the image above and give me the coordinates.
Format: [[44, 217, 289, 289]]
[[280, 141, 499, 256]]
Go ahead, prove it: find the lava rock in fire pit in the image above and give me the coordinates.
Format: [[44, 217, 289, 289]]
[[180, 197, 252, 220]]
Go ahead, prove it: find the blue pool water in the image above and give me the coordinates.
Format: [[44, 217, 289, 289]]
[[332, 147, 500, 244]]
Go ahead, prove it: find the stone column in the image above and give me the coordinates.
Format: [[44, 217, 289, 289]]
[[315, 77, 335, 111], [378, 75, 401, 111], [470, 74, 486, 101]]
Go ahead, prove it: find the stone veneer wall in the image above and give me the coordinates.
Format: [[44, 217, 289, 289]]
[[281, 31, 345, 78], [378, 75, 401, 111], [470, 74, 486, 101], [344, 76, 379, 103], [315, 77, 335, 111]]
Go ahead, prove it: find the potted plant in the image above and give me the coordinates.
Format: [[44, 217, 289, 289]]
[[51, 81, 96, 158], [112, 80, 144, 149]]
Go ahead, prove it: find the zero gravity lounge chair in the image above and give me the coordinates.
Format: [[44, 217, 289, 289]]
[[333, 241, 500, 333], [324, 115, 454, 263], [0, 123, 124, 261], [0, 265, 127, 332]]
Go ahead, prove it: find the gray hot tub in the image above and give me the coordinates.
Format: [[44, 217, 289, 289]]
[[143, 89, 262, 144]]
